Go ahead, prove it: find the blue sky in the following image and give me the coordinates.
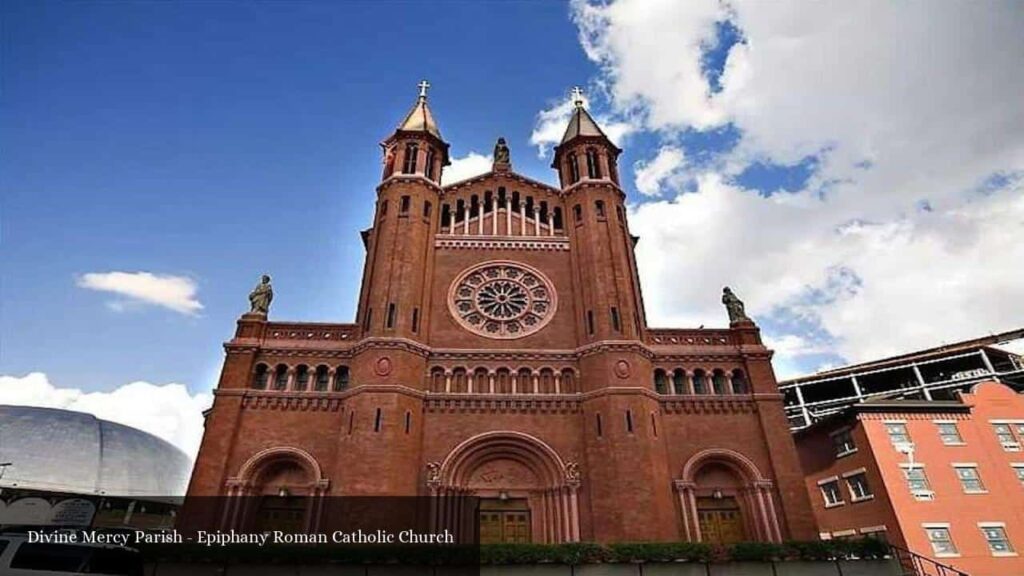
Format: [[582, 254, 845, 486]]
[[4, 1, 1022, 455]]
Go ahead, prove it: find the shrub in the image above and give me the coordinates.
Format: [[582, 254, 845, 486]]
[[608, 542, 712, 563], [728, 542, 786, 562]]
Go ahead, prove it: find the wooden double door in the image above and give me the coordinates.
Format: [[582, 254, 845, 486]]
[[696, 497, 745, 545], [478, 498, 531, 544]]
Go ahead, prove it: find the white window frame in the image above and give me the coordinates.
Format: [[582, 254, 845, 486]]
[[818, 476, 845, 508], [885, 420, 913, 451], [830, 426, 858, 458], [952, 463, 987, 494], [933, 420, 965, 446], [900, 464, 934, 500], [922, 523, 959, 558], [842, 468, 874, 502], [1012, 464, 1024, 487], [978, 522, 1017, 557], [991, 420, 1023, 452]]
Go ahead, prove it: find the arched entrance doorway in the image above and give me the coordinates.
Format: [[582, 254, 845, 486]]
[[675, 449, 782, 544], [222, 447, 329, 533], [428, 431, 580, 543]]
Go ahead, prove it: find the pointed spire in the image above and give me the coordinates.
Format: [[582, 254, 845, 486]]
[[559, 86, 610, 145], [396, 79, 442, 138]]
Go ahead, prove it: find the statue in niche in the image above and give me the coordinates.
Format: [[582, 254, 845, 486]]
[[493, 137, 510, 164], [248, 274, 274, 315], [722, 286, 750, 323], [426, 462, 442, 486]]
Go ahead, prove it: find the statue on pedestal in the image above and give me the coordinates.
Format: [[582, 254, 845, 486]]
[[493, 137, 510, 165], [248, 274, 273, 315], [722, 286, 750, 324]]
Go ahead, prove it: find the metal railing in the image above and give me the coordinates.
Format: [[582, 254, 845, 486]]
[[889, 544, 969, 576]]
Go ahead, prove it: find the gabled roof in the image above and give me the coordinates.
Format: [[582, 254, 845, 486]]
[[560, 105, 608, 144], [442, 169, 561, 195], [397, 95, 441, 139]]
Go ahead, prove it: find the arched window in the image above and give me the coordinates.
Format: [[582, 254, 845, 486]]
[[495, 368, 511, 394], [585, 147, 602, 179], [451, 368, 467, 393], [441, 204, 451, 229], [595, 200, 606, 218], [561, 369, 576, 393], [455, 199, 465, 224], [473, 368, 489, 394], [653, 369, 668, 394], [273, 365, 288, 390], [402, 143, 418, 174], [430, 367, 445, 392], [484, 190, 493, 213], [252, 364, 269, 390], [425, 147, 436, 181], [517, 368, 533, 394], [672, 369, 688, 394], [293, 365, 309, 391], [553, 207, 564, 230], [712, 370, 728, 395], [539, 368, 555, 394], [731, 370, 749, 394], [333, 366, 350, 392], [512, 191, 521, 212], [573, 204, 582, 222], [568, 153, 580, 184], [314, 366, 329, 391], [692, 369, 708, 394]]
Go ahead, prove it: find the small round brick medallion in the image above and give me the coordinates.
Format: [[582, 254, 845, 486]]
[[614, 360, 631, 379], [374, 357, 393, 376]]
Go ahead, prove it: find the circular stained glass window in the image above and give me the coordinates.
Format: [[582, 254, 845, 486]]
[[448, 261, 557, 339]]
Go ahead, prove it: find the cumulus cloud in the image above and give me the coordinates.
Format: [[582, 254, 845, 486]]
[[567, 0, 1024, 368], [634, 146, 686, 196], [441, 152, 492, 186], [76, 271, 203, 316], [0, 372, 211, 458]]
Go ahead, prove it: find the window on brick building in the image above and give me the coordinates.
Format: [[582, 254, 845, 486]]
[[885, 422, 912, 447], [568, 153, 580, 184], [274, 365, 288, 390], [405, 411, 412, 434], [610, 307, 620, 332], [294, 365, 309, 391], [333, 366, 350, 392], [954, 465, 986, 493], [596, 413, 603, 438], [573, 204, 582, 222], [845, 471, 873, 501], [374, 408, 382, 432], [425, 148, 436, 181], [980, 524, 1015, 555], [402, 143, 418, 174], [831, 428, 857, 458], [653, 369, 668, 394], [1013, 464, 1024, 487], [993, 423, 1022, 451], [423, 201, 432, 218], [595, 200, 606, 218], [314, 366, 329, 391], [936, 422, 964, 445], [386, 303, 396, 329], [400, 195, 410, 214], [819, 478, 843, 507], [586, 310, 594, 335], [902, 465, 932, 499], [731, 370, 749, 394], [585, 148, 601, 179], [924, 525, 958, 557], [625, 409, 634, 433], [692, 369, 708, 394], [411, 307, 420, 333], [252, 364, 269, 390]]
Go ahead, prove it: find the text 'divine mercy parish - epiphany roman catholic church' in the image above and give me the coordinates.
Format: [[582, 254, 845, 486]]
[[183, 82, 817, 545]]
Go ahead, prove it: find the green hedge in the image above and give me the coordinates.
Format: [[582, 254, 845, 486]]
[[138, 539, 889, 565]]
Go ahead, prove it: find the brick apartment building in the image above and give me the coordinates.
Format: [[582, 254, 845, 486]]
[[795, 381, 1024, 576], [183, 84, 818, 544]]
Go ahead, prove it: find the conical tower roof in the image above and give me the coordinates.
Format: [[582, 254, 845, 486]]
[[396, 80, 442, 139], [560, 104, 608, 144]]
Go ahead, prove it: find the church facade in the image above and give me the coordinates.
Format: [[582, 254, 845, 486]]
[[185, 85, 817, 544]]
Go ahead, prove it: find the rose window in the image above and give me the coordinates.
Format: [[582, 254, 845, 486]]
[[448, 261, 557, 339]]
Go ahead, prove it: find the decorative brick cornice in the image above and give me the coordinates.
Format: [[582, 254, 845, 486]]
[[660, 397, 759, 415], [435, 236, 570, 252], [424, 395, 581, 414]]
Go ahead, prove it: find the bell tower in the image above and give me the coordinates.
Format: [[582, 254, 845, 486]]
[[356, 81, 449, 342], [555, 88, 647, 344]]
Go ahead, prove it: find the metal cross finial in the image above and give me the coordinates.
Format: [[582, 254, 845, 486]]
[[571, 86, 585, 108], [418, 79, 431, 99]]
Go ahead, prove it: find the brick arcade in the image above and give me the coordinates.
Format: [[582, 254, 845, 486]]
[[184, 84, 817, 544]]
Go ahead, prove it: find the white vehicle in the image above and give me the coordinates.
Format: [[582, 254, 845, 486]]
[[0, 533, 142, 576]]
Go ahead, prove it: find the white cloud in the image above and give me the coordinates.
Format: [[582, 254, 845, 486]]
[[568, 0, 1024, 368], [441, 152, 492, 186], [77, 271, 203, 316], [0, 372, 211, 458], [634, 146, 686, 196]]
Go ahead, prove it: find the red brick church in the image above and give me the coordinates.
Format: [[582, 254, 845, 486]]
[[185, 83, 816, 544]]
